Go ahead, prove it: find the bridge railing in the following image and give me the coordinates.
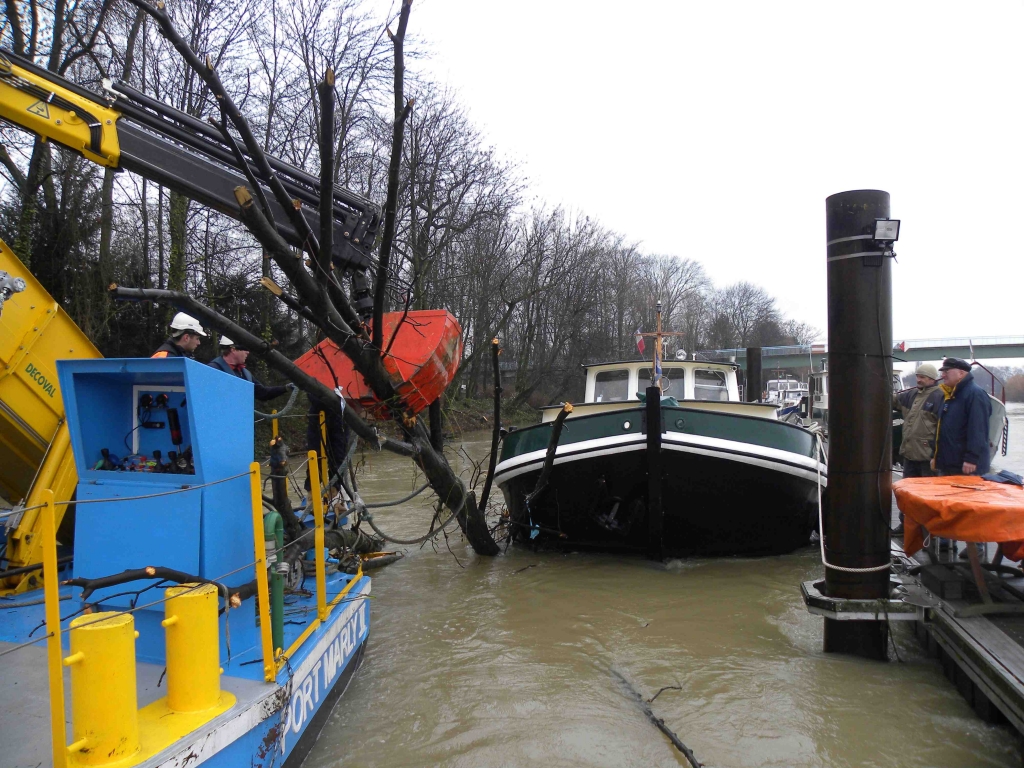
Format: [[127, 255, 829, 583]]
[[696, 344, 817, 360], [896, 335, 1024, 349], [698, 335, 1024, 361]]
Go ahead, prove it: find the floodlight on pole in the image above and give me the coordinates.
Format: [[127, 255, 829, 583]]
[[873, 219, 900, 243]]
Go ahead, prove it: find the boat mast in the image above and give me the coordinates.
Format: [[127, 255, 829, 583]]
[[655, 301, 663, 390]]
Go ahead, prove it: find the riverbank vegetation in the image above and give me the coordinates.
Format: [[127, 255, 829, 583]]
[[1, 0, 816, 414]]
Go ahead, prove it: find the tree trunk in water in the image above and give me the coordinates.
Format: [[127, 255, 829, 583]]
[[410, 422, 498, 555], [429, 398, 443, 451]]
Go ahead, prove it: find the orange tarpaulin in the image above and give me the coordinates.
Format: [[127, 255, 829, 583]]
[[894, 476, 1024, 561]]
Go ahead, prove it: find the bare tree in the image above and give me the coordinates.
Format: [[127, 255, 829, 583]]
[[713, 281, 780, 348], [780, 318, 820, 345], [399, 89, 521, 312], [113, 0, 499, 555]]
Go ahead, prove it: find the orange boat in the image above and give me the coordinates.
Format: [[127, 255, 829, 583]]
[[294, 310, 463, 416]]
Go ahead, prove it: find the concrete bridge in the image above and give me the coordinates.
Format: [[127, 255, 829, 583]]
[[696, 335, 1024, 371]]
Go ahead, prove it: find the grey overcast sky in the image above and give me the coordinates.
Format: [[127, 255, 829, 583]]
[[412, 0, 1024, 344]]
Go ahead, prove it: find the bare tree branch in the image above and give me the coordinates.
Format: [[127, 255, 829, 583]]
[[372, 0, 412, 348], [0, 144, 27, 193]]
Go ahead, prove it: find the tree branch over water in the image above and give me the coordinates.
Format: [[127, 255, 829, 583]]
[[114, 0, 499, 556]]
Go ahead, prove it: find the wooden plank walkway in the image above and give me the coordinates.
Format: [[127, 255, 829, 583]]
[[896, 537, 1024, 732]]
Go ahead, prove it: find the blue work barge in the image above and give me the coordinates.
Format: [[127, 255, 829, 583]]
[[0, 358, 369, 768]]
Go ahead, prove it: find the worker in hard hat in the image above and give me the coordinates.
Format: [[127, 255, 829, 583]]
[[151, 312, 207, 358], [208, 335, 293, 401]]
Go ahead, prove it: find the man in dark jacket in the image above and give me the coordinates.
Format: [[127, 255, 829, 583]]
[[208, 336, 292, 401], [933, 357, 993, 476], [893, 363, 943, 478]]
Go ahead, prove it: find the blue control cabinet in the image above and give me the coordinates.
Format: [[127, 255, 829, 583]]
[[57, 358, 259, 663]]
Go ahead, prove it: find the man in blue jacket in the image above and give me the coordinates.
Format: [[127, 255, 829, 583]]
[[209, 336, 293, 402], [932, 357, 992, 476]]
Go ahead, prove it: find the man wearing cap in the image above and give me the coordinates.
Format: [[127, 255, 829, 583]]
[[151, 312, 206, 358], [932, 357, 993, 476], [893, 363, 944, 479], [208, 336, 293, 401]]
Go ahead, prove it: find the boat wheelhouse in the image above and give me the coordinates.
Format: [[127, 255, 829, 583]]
[[766, 377, 809, 406], [537, 360, 780, 423]]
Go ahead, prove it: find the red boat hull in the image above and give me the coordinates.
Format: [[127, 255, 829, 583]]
[[293, 310, 463, 415]]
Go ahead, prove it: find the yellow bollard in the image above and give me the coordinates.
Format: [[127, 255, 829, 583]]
[[163, 583, 222, 713], [66, 612, 140, 766]]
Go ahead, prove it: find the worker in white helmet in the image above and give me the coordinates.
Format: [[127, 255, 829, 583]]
[[151, 312, 207, 358], [208, 335, 292, 401]]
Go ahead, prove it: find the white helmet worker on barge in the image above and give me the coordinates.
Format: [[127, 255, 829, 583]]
[[208, 335, 292, 401], [151, 312, 207, 358]]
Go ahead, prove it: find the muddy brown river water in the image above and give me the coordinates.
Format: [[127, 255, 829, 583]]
[[304, 406, 1024, 768]]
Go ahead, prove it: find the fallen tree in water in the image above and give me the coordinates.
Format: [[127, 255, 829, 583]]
[[112, 0, 498, 556]]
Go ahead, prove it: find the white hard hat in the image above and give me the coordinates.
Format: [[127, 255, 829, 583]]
[[169, 312, 207, 336], [219, 336, 234, 347]]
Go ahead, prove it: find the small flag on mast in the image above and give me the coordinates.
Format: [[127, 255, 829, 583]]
[[635, 327, 645, 355]]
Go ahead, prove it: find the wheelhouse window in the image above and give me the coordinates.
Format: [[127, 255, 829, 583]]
[[694, 369, 729, 401], [638, 366, 685, 397], [594, 369, 630, 402]]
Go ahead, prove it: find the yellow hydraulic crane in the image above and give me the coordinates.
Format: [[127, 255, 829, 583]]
[[0, 239, 99, 593], [0, 49, 381, 593]]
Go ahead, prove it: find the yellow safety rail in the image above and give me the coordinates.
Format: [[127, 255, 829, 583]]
[[248, 461, 276, 683], [311, 450, 328, 621], [275, 453, 363, 673], [41, 488, 68, 768]]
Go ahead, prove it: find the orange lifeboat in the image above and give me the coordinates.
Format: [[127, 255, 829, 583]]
[[293, 310, 463, 416]]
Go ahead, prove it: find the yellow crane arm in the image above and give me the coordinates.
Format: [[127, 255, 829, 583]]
[[0, 52, 121, 167], [0, 49, 379, 269]]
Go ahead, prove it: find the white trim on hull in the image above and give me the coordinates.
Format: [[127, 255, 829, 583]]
[[494, 431, 827, 487]]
